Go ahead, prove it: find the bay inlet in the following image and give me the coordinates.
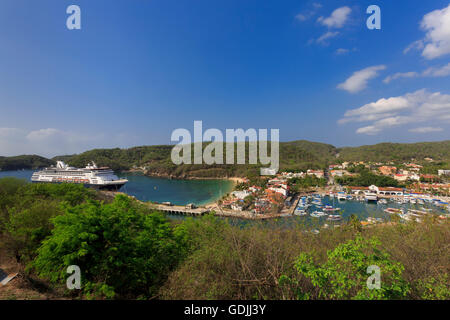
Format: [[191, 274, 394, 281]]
[[0, 170, 234, 206]]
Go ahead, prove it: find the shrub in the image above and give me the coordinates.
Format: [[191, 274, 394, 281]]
[[32, 195, 187, 299], [286, 235, 410, 300]]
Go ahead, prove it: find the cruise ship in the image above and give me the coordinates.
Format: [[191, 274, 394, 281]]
[[31, 161, 128, 191]]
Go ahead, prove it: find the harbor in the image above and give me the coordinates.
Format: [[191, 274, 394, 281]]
[[1, 169, 449, 226]]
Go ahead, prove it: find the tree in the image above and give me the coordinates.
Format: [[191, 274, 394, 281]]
[[285, 235, 409, 300], [5, 200, 61, 263], [348, 214, 362, 233], [32, 195, 188, 299]]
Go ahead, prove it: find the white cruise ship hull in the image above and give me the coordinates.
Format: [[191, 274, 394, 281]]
[[31, 179, 127, 191], [31, 161, 128, 191]]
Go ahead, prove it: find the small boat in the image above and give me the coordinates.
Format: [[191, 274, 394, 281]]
[[327, 214, 342, 221], [294, 209, 308, 216], [311, 211, 327, 218], [408, 209, 429, 215], [367, 217, 384, 223], [384, 208, 402, 214], [337, 192, 347, 201], [324, 206, 341, 212]]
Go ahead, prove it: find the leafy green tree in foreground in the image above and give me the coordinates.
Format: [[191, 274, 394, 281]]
[[32, 194, 187, 299], [280, 235, 409, 300]]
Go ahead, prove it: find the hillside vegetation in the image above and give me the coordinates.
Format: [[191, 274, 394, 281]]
[[55, 140, 450, 177], [338, 141, 450, 163], [2, 140, 449, 177], [0, 178, 448, 300], [0, 155, 54, 171]]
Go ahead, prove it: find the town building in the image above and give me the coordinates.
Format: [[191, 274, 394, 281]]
[[307, 169, 324, 178], [231, 190, 251, 199], [378, 166, 397, 176], [438, 170, 450, 176], [349, 185, 403, 196], [394, 174, 408, 182]]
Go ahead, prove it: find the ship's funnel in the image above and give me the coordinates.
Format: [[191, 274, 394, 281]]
[[56, 161, 68, 169]]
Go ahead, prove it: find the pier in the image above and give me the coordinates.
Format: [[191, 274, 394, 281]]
[[155, 204, 210, 216]]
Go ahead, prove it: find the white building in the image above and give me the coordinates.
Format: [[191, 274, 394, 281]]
[[231, 190, 251, 199], [268, 187, 288, 197], [231, 203, 244, 211]]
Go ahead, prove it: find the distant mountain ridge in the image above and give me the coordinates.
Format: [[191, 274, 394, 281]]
[[0, 155, 55, 171], [1, 140, 449, 177]]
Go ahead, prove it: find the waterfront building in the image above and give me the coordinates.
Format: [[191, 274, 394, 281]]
[[349, 185, 403, 196]]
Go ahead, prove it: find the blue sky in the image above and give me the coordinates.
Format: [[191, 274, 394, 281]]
[[0, 0, 449, 157]]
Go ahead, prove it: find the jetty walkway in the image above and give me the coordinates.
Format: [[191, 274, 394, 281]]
[[155, 204, 210, 216]]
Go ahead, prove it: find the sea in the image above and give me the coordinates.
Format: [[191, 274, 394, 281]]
[[0, 170, 233, 206], [1, 169, 446, 229]]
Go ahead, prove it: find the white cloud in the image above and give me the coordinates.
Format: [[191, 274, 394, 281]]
[[409, 127, 443, 133], [356, 126, 380, 135], [383, 72, 419, 84], [316, 31, 339, 44], [403, 40, 424, 55], [405, 4, 450, 59], [383, 63, 450, 84], [339, 89, 450, 134], [337, 65, 386, 93], [422, 62, 450, 77], [335, 48, 349, 55], [295, 13, 309, 22], [318, 6, 352, 28], [295, 2, 322, 22], [0, 128, 134, 158]]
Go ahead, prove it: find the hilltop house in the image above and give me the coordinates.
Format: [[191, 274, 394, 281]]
[[330, 169, 352, 177], [394, 174, 408, 182], [307, 169, 324, 178]]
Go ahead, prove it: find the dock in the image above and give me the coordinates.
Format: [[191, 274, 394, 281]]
[[155, 204, 210, 216]]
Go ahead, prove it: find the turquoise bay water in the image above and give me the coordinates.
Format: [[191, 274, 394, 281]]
[[118, 172, 233, 205], [0, 170, 233, 206], [1, 170, 445, 228]]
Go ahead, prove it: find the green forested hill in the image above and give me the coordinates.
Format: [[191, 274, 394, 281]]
[[53, 140, 449, 177], [0, 155, 55, 171], [2, 140, 449, 176], [52, 141, 337, 177], [337, 141, 450, 163]]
